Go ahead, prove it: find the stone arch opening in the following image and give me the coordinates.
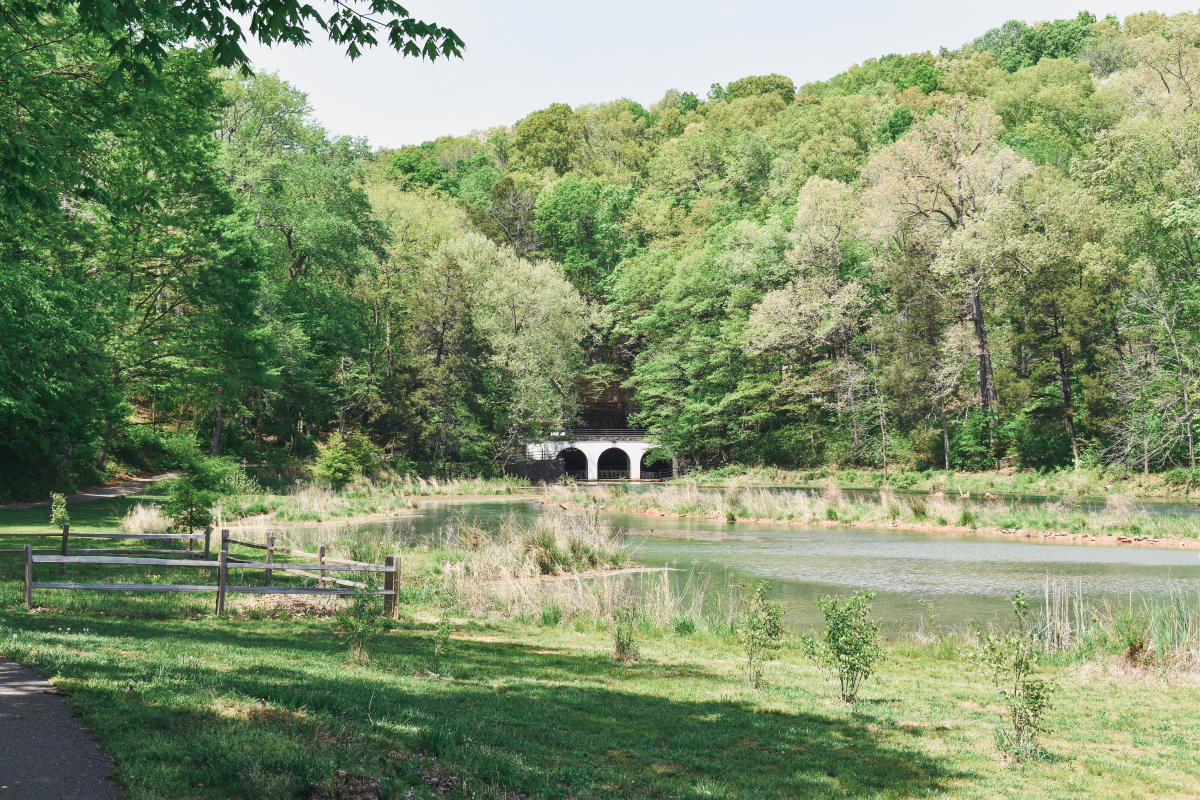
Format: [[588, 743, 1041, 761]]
[[640, 448, 672, 480], [558, 447, 588, 479], [597, 447, 630, 480]]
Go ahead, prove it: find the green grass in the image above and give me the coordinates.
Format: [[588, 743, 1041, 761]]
[[1, 604, 1198, 799], [0, 491, 166, 534], [2, 499, 1199, 799]]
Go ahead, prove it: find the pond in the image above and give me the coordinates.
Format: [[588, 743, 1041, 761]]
[[287, 496, 1200, 633]]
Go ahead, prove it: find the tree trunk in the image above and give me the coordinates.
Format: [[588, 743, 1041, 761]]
[[95, 419, 110, 471], [1055, 348, 1079, 470], [210, 402, 223, 457], [969, 280, 997, 463], [1168, 332, 1196, 469], [939, 406, 951, 470], [970, 286, 997, 414], [876, 383, 888, 479]]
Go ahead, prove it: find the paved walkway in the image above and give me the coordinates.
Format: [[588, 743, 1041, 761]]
[[2, 473, 175, 510], [0, 658, 120, 798]]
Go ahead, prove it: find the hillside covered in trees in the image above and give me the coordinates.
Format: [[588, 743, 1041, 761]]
[[6, 8, 1200, 497]]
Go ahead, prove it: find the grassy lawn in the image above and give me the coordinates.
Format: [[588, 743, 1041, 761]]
[[1, 504, 1198, 799], [0, 491, 166, 534]]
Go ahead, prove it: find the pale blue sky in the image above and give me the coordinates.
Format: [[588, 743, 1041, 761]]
[[243, 1, 1198, 148]]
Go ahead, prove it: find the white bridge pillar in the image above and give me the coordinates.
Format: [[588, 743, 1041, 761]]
[[526, 436, 658, 481]]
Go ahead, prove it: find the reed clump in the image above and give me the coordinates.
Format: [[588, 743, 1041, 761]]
[[1034, 578, 1200, 673], [121, 502, 170, 534]]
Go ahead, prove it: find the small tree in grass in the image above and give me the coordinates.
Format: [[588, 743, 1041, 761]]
[[802, 590, 885, 703], [736, 581, 784, 686], [612, 598, 639, 663], [162, 480, 217, 534], [970, 592, 1054, 762], [334, 581, 390, 664], [49, 492, 69, 528]]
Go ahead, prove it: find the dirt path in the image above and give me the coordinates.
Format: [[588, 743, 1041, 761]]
[[0, 658, 120, 799], [2, 473, 175, 510]]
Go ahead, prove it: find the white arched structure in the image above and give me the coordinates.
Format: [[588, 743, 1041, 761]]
[[527, 433, 657, 481]]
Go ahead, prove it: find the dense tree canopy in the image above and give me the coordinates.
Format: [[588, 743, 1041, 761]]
[[7, 7, 1200, 496]]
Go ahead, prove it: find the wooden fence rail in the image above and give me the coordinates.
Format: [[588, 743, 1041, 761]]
[[1, 526, 212, 563], [22, 529, 400, 618]]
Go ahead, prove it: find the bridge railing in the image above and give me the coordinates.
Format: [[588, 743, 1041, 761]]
[[551, 429, 648, 441]]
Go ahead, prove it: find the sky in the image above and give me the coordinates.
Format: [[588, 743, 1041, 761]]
[[243, 1, 1199, 148]]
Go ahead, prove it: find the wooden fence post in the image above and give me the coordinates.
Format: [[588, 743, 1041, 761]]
[[58, 523, 69, 575], [383, 556, 396, 619], [216, 549, 227, 616], [265, 535, 275, 586], [318, 545, 327, 587], [24, 544, 32, 609], [203, 526, 212, 560]]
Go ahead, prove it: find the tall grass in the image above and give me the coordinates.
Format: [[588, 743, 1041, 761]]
[[681, 464, 1200, 499], [550, 483, 1200, 541], [120, 503, 169, 534], [215, 476, 531, 525], [1036, 578, 1200, 672]]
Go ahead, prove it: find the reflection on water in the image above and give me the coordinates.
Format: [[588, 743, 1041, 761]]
[[284, 497, 1200, 633]]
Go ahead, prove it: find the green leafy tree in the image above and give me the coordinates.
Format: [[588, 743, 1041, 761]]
[[725, 74, 796, 104], [802, 590, 885, 703], [511, 103, 587, 176], [314, 433, 358, 488], [49, 493, 70, 528]]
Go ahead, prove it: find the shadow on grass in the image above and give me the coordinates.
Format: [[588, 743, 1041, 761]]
[[1, 612, 971, 800]]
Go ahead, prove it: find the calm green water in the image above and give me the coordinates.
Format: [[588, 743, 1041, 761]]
[[296, 497, 1200, 632]]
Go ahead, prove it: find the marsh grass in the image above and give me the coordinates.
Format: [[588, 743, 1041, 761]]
[[683, 464, 1200, 499], [1039, 581, 1200, 673], [553, 483, 1200, 541]]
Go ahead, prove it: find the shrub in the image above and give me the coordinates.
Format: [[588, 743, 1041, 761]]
[[613, 600, 639, 663], [344, 431, 382, 477], [49, 492, 69, 528], [314, 433, 357, 489], [540, 602, 563, 627], [825, 507, 838, 521], [970, 592, 1055, 762], [162, 480, 217, 533], [672, 614, 697, 636], [802, 590, 885, 703], [909, 498, 927, 520], [736, 582, 785, 686], [161, 439, 258, 531], [333, 582, 391, 664], [1114, 609, 1149, 666], [959, 508, 978, 528]]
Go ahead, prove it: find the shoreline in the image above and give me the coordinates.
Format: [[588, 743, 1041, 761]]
[[550, 500, 1200, 550]]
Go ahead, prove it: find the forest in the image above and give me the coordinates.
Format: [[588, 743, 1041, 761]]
[[5, 6, 1200, 498]]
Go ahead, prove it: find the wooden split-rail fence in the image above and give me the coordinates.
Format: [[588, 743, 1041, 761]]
[[13, 526, 399, 618]]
